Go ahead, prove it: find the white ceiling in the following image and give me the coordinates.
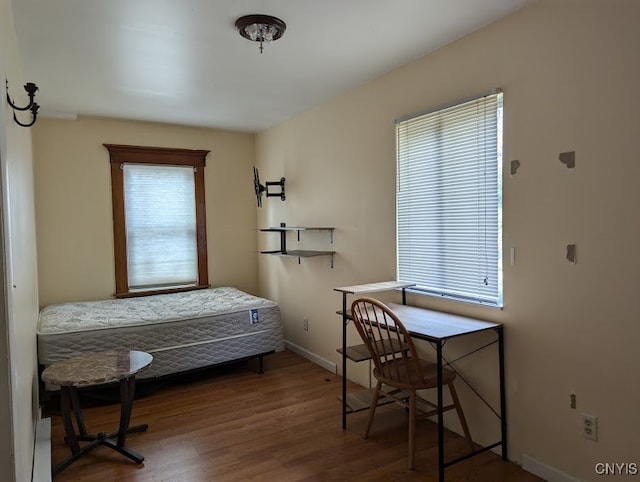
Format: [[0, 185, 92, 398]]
[[12, 0, 531, 132]]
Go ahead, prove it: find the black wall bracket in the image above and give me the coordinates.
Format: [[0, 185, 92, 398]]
[[264, 178, 286, 201], [254, 166, 285, 207]]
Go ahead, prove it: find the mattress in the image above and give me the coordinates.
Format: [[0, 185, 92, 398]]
[[37, 287, 284, 383]]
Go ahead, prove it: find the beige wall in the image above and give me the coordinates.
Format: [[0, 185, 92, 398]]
[[0, 0, 41, 480], [33, 117, 258, 306], [256, 0, 640, 479]]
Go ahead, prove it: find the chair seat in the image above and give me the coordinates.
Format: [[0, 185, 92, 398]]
[[373, 358, 456, 390]]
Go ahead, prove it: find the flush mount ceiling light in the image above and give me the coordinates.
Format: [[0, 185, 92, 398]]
[[235, 14, 286, 54]]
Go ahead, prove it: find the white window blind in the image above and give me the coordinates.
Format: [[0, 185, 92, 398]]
[[396, 91, 503, 306], [123, 164, 198, 289]]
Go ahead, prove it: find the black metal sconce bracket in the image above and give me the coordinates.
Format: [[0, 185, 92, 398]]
[[6, 79, 40, 127]]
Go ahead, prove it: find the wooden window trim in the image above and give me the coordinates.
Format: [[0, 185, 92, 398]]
[[105, 144, 210, 298]]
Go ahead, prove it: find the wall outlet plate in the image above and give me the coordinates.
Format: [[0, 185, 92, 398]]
[[581, 413, 597, 441]]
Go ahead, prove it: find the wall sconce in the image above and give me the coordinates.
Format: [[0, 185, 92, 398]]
[[6, 79, 40, 127]]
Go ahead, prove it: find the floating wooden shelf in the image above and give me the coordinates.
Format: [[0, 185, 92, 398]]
[[260, 223, 335, 268], [336, 343, 372, 363]]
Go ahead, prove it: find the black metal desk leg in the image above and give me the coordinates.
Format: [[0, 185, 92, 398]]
[[498, 326, 507, 460], [436, 341, 445, 482], [342, 292, 348, 429]]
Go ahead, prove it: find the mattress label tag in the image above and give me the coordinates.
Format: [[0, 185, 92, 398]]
[[249, 309, 259, 324]]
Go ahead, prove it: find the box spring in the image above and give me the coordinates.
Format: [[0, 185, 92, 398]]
[[37, 287, 284, 387]]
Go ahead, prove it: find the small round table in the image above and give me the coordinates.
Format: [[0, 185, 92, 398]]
[[42, 350, 153, 477]]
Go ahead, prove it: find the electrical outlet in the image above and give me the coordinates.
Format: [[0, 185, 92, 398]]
[[303, 317, 309, 331], [581, 413, 597, 441]]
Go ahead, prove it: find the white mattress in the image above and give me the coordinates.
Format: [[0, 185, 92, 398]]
[[37, 287, 284, 382]]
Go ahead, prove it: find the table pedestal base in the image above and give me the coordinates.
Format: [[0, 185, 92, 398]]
[[53, 375, 147, 477], [54, 424, 148, 477]]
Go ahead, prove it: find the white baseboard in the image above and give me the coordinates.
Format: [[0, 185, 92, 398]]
[[522, 454, 583, 482], [32, 417, 51, 482], [284, 340, 337, 374]]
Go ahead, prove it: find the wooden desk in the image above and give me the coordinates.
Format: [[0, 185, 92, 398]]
[[42, 350, 153, 477], [334, 282, 506, 482]]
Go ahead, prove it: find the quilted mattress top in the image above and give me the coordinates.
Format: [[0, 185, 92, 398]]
[[38, 287, 278, 335]]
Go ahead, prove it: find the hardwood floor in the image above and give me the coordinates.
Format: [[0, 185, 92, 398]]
[[46, 350, 542, 481]]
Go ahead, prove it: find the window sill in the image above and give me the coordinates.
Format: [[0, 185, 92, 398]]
[[114, 284, 210, 299], [405, 287, 503, 310]]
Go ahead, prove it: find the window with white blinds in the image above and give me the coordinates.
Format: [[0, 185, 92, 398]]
[[106, 144, 209, 298], [123, 164, 198, 289], [396, 91, 503, 306]]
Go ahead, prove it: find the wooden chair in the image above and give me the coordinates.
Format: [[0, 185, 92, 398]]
[[350, 297, 472, 470]]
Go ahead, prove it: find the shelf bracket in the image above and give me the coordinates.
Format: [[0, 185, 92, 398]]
[[280, 222, 287, 253]]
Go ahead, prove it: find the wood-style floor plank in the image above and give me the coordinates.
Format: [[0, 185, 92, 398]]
[[45, 350, 541, 481]]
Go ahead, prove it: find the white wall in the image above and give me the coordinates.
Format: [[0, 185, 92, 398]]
[[33, 117, 257, 306], [256, 1, 640, 480], [0, 0, 41, 480]]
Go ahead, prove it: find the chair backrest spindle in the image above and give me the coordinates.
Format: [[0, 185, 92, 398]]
[[351, 297, 423, 385]]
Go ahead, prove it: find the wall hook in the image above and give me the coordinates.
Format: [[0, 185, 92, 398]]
[[559, 151, 575, 169], [510, 159, 521, 176], [6, 79, 40, 127]]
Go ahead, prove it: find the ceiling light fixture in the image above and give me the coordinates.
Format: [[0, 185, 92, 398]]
[[235, 15, 286, 54]]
